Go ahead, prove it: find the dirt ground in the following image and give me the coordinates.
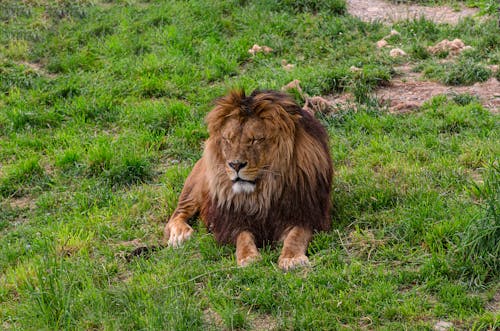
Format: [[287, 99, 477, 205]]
[[376, 66, 500, 113], [346, 0, 479, 24]]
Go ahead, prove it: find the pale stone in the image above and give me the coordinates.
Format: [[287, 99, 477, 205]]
[[434, 321, 453, 331], [390, 48, 407, 57], [376, 39, 388, 48]]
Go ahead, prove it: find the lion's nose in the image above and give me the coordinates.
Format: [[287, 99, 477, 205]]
[[228, 161, 247, 172]]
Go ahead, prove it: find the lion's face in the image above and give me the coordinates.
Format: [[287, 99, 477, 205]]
[[219, 117, 273, 194], [205, 89, 301, 200]]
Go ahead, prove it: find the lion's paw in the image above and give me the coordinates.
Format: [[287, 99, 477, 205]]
[[237, 253, 261, 267], [278, 254, 309, 271], [165, 221, 193, 248]]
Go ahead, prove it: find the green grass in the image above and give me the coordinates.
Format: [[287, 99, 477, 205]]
[[421, 58, 492, 85], [1, 0, 499, 329]]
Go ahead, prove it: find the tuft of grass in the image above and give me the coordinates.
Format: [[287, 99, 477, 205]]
[[456, 164, 500, 286], [103, 154, 153, 187], [85, 138, 153, 187], [0, 61, 42, 93], [270, 0, 347, 14], [422, 58, 492, 85], [409, 43, 431, 60], [451, 92, 480, 106], [0, 158, 51, 198], [303, 64, 392, 102], [24, 243, 76, 330], [55, 149, 82, 170]]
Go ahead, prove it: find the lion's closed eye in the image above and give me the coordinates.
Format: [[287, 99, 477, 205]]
[[250, 137, 265, 144]]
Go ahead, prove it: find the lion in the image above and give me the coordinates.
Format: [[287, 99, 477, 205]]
[[164, 89, 333, 270]]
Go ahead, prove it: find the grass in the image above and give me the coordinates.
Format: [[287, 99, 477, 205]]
[[421, 58, 492, 85], [1, 0, 499, 329]]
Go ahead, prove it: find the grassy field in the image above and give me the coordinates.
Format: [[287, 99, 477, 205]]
[[1, 0, 499, 329]]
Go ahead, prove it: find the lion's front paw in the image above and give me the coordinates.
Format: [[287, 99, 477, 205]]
[[164, 221, 193, 248], [237, 252, 261, 267], [278, 254, 309, 271]]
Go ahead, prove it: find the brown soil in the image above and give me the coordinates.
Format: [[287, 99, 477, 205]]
[[18, 61, 57, 78], [486, 288, 500, 312], [376, 64, 500, 113], [346, 0, 479, 25], [7, 196, 36, 210]]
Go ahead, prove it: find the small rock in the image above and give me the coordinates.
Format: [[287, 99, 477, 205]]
[[390, 48, 407, 57], [281, 79, 306, 99], [304, 96, 334, 114], [383, 29, 400, 40], [434, 321, 453, 331], [390, 101, 421, 113], [376, 39, 388, 48], [451, 38, 465, 49], [261, 46, 273, 53], [281, 59, 295, 71], [427, 38, 469, 55], [248, 44, 261, 55], [248, 44, 273, 55], [282, 79, 302, 91], [350, 66, 361, 72]]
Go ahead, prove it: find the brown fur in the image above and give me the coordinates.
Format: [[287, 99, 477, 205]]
[[164, 89, 333, 270]]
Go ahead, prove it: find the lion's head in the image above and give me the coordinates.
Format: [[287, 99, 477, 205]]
[[206, 90, 300, 195], [202, 89, 331, 218]]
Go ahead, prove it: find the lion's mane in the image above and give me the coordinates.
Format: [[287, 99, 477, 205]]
[[198, 89, 333, 246]]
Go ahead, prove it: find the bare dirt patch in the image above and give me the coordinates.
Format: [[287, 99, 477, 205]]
[[346, 0, 479, 24], [251, 313, 278, 331], [376, 65, 500, 113], [7, 196, 36, 210], [18, 61, 57, 78], [203, 308, 224, 329], [486, 288, 500, 312]]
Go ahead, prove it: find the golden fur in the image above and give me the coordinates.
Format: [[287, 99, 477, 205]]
[[164, 89, 333, 270]]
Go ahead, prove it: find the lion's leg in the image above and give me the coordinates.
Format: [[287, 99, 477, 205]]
[[278, 226, 312, 271], [164, 162, 204, 247], [236, 231, 261, 267], [164, 195, 197, 247]]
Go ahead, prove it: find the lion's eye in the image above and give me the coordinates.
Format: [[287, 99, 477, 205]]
[[251, 137, 264, 144]]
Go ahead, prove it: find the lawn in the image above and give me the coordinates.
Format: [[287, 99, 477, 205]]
[[0, 0, 499, 329]]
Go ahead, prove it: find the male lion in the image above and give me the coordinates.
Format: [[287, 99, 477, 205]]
[[164, 89, 333, 270]]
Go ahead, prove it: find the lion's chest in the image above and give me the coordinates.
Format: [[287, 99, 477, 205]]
[[200, 195, 284, 246]]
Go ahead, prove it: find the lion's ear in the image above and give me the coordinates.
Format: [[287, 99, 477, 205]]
[[215, 89, 245, 109], [206, 89, 245, 135]]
